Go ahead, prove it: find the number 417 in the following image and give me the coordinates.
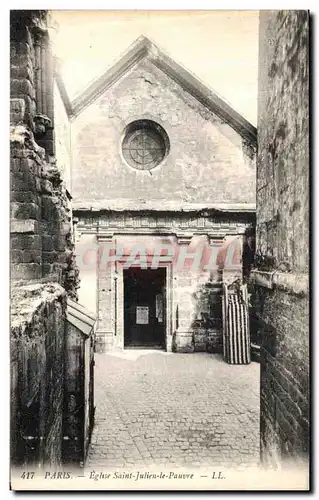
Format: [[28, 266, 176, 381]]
[[21, 472, 35, 479]]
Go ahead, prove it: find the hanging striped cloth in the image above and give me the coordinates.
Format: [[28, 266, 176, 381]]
[[223, 289, 251, 364]]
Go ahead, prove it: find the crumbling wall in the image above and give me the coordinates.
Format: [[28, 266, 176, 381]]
[[254, 10, 309, 467], [10, 10, 79, 294], [11, 283, 66, 467], [10, 125, 79, 297], [10, 10, 79, 467]]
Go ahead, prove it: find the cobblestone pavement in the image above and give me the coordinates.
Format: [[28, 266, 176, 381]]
[[86, 350, 260, 469]]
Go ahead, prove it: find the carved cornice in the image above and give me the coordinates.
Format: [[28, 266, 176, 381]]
[[77, 212, 251, 239], [77, 212, 251, 236], [73, 201, 256, 212], [95, 231, 230, 242]]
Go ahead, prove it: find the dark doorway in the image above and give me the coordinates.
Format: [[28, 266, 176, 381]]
[[124, 267, 166, 349]]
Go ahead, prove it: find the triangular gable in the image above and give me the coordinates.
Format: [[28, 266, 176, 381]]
[[68, 35, 257, 143]]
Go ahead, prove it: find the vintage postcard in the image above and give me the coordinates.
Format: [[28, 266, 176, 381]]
[[10, 9, 310, 491]]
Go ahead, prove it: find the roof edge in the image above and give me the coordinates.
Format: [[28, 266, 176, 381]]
[[72, 201, 256, 214], [152, 50, 257, 143], [71, 35, 150, 119], [54, 57, 73, 118], [69, 35, 257, 142]]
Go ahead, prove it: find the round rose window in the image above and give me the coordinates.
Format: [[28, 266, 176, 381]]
[[122, 120, 169, 170]]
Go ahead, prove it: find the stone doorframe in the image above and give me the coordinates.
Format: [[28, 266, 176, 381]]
[[114, 261, 173, 352], [92, 216, 252, 351]]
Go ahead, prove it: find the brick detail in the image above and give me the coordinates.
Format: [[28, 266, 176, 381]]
[[11, 263, 42, 280], [11, 201, 41, 221], [10, 98, 26, 124], [11, 219, 39, 234]]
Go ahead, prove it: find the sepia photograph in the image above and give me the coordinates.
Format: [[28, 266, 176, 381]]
[[9, 8, 310, 491]]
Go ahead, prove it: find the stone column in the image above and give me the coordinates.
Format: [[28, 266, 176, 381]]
[[173, 236, 196, 352], [32, 26, 54, 155], [10, 13, 36, 130], [95, 235, 115, 352]]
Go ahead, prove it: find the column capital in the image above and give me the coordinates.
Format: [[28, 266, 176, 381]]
[[176, 233, 193, 245], [97, 233, 114, 243]]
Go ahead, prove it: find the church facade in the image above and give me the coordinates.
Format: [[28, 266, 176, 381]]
[[67, 36, 257, 353]]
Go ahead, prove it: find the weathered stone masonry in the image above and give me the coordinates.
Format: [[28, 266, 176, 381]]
[[11, 283, 66, 467], [253, 10, 309, 466], [10, 126, 77, 290], [10, 11, 78, 291], [13, 13, 312, 473], [10, 11, 79, 466], [71, 36, 257, 354]]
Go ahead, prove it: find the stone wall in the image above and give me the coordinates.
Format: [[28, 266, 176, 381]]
[[11, 283, 66, 467], [257, 10, 309, 271], [10, 125, 76, 291], [10, 11, 80, 467], [10, 11, 55, 154], [254, 10, 309, 467], [10, 10, 79, 295], [71, 57, 256, 209]]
